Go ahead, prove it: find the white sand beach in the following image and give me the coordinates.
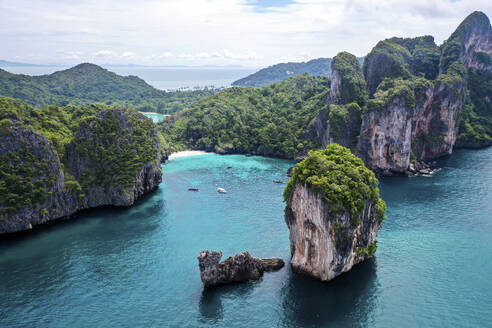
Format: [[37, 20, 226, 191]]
[[168, 150, 212, 159]]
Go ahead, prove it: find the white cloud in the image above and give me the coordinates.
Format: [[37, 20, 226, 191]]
[[0, 0, 491, 66], [94, 50, 114, 57], [122, 51, 135, 57]]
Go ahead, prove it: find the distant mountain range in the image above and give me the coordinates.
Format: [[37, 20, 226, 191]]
[[232, 57, 364, 87], [0, 63, 216, 113], [0, 59, 249, 69], [0, 59, 45, 67]]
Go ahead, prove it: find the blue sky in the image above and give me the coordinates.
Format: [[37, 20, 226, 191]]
[[0, 0, 490, 67]]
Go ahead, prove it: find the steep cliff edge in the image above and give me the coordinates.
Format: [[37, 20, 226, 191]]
[[356, 12, 490, 174], [66, 108, 162, 208], [357, 73, 466, 174], [0, 97, 163, 234], [284, 144, 385, 281], [309, 52, 365, 150], [452, 12, 492, 148]]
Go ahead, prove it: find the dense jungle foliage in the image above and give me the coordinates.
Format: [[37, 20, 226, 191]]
[[160, 74, 331, 158]]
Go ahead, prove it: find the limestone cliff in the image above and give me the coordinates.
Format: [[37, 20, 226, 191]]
[[308, 52, 365, 150], [0, 99, 163, 234], [284, 144, 385, 281], [452, 12, 492, 148], [305, 12, 491, 174], [357, 75, 466, 174], [356, 12, 490, 173]]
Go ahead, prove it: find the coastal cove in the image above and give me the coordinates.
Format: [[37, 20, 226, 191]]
[[1, 149, 491, 327], [140, 112, 167, 123]]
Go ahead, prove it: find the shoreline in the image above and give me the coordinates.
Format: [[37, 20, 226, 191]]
[[168, 150, 213, 159], [139, 111, 168, 116]]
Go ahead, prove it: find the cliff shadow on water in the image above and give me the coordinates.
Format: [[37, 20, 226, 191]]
[[198, 280, 257, 325], [0, 185, 166, 242], [197, 257, 377, 327], [279, 258, 378, 327]]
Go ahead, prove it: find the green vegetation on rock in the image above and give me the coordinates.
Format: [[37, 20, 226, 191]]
[[331, 52, 367, 105], [363, 40, 413, 94], [364, 36, 440, 95], [328, 102, 363, 149], [447, 11, 491, 43], [70, 107, 160, 189], [388, 36, 440, 80], [457, 69, 492, 146], [366, 77, 433, 111], [0, 137, 56, 216], [283, 143, 386, 223], [357, 241, 378, 257]]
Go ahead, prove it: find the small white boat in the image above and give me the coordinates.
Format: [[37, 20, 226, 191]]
[[217, 187, 227, 194]]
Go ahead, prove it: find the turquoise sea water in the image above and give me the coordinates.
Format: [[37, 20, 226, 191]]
[[1, 149, 491, 327], [140, 112, 167, 123]]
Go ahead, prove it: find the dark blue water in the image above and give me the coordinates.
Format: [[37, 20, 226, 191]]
[[1, 149, 491, 327]]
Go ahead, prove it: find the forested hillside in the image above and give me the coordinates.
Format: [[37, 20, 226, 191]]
[[161, 74, 330, 158], [0, 63, 216, 113]]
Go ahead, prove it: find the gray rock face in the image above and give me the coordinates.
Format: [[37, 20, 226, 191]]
[[285, 182, 381, 281], [329, 68, 343, 103], [450, 11, 492, 72], [357, 96, 413, 173], [357, 78, 465, 174], [197, 250, 284, 288], [316, 14, 491, 174], [0, 109, 163, 234]]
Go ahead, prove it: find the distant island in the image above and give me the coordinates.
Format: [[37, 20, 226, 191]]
[[0, 63, 219, 114], [232, 57, 364, 87]]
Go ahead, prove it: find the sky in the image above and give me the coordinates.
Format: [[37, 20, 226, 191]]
[[0, 0, 491, 67]]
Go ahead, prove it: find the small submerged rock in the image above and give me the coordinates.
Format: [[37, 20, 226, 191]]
[[406, 161, 440, 176], [197, 250, 284, 288]]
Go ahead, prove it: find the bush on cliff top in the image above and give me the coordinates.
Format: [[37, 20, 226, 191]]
[[284, 143, 386, 222], [366, 77, 432, 111]]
